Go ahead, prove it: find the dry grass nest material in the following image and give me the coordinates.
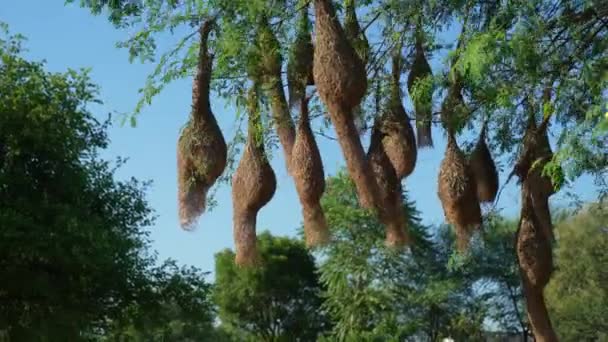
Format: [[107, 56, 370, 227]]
[[438, 134, 481, 251], [343, 0, 370, 66], [469, 126, 498, 203], [177, 20, 227, 229], [231, 91, 277, 267], [291, 97, 329, 247]]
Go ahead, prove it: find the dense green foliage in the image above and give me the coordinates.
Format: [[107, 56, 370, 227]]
[[316, 172, 486, 340], [0, 26, 216, 341], [214, 232, 329, 341], [546, 205, 608, 341]]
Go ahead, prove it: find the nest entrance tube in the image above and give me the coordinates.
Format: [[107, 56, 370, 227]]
[[291, 97, 329, 247], [313, 0, 383, 214], [437, 133, 482, 251], [517, 181, 558, 342], [469, 123, 499, 203], [177, 20, 227, 229], [231, 88, 277, 267]]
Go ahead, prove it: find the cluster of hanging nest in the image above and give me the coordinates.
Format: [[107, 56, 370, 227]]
[[173, 2, 522, 265]]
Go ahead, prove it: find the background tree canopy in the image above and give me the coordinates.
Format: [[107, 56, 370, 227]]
[[0, 25, 217, 341]]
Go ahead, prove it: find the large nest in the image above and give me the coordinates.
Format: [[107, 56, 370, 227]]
[[367, 120, 409, 247], [438, 134, 482, 251], [313, 0, 367, 111], [177, 21, 227, 229], [469, 124, 499, 203], [381, 52, 417, 179], [515, 116, 561, 241], [407, 36, 433, 148], [287, 5, 314, 107], [313, 0, 380, 212], [231, 89, 277, 267], [291, 97, 329, 247], [517, 183, 553, 290]]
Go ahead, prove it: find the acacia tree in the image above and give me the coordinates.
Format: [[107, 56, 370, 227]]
[[71, 1, 608, 340]]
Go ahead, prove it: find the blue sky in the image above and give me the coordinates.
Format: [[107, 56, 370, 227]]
[[2, 1, 598, 275]]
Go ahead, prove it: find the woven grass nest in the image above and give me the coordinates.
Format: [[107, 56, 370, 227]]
[[257, 17, 296, 174], [407, 36, 433, 148], [313, 0, 381, 212], [313, 0, 367, 111], [231, 89, 277, 267], [291, 97, 329, 247], [517, 183, 553, 290], [177, 20, 227, 229], [287, 5, 314, 107], [515, 116, 561, 241], [438, 134, 482, 251], [367, 119, 409, 247], [469, 123, 499, 203], [381, 52, 417, 179]]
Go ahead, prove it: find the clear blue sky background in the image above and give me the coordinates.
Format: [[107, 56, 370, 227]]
[[3, 1, 598, 276]]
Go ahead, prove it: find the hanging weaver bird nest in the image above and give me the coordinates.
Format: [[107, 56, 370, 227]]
[[177, 20, 227, 229], [313, 0, 367, 111], [469, 123, 499, 203], [515, 115, 562, 241], [231, 88, 277, 267], [367, 119, 410, 247], [257, 16, 296, 173], [291, 97, 329, 247], [517, 182, 553, 290], [438, 134, 482, 251], [287, 4, 314, 107], [407, 35, 434, 148], [313, 0, 381, 211], [381, 52, 417, 179]]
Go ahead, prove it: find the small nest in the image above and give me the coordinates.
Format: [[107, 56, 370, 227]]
[[517, 184, 553, 290], [367, 120, 410, 247], [291, 97, 329, 247], [287, 6, 314, 107], [343, 0, 370, 66], [231, 89, 277, 266], [177, 21, 227, 229], [438, 134, 482, 251], [469, 125, 498, 203], [381, 52, 417, 179], [407, 39, 433, 148], [313, 0, 367, 111]]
